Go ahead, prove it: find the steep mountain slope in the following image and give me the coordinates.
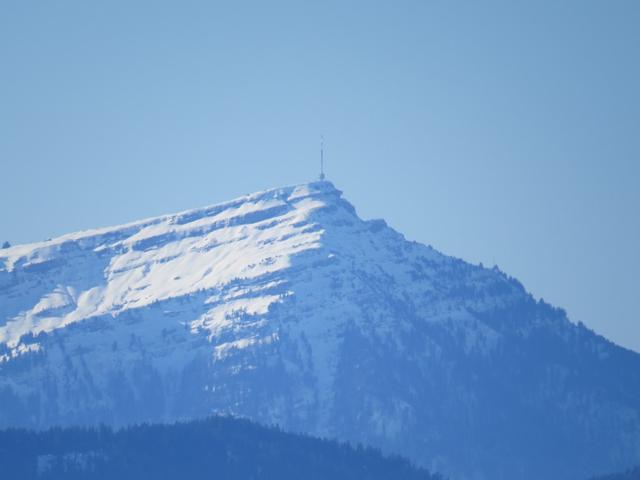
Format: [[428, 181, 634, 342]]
[[0, 416, 438, 480], [1, 181, 639, 480]]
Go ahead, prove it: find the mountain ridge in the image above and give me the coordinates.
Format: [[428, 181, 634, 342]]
[[1, 180, 639, 480]]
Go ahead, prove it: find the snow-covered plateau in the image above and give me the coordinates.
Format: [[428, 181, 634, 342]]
[[1, 181, 639, 480]]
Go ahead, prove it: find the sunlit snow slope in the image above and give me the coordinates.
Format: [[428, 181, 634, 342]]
[[1, 181, 639, 480]]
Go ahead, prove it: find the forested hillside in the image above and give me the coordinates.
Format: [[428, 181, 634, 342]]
[[0, 416, 440, 480]]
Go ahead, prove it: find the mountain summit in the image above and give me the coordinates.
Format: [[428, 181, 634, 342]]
[[1, 181, 639, 480]]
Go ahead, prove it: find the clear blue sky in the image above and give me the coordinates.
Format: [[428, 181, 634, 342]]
[[1, 1, 639, 351]]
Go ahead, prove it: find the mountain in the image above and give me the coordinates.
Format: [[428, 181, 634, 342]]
[[1, 180, 639, 480], [0, 416, 439, 480], [591, 466, 640, 480]]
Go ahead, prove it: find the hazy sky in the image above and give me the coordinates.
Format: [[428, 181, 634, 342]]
[[1, 1, 639, 351]]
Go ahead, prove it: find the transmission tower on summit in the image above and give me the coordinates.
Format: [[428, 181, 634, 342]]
[[319, 136, 326, 181]]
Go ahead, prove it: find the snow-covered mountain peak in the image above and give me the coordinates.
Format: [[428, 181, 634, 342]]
[[0, 179, 519, 373], [2, 181, 639, 480], [0, 181, 355, 348], [0, 180, 342, 270]]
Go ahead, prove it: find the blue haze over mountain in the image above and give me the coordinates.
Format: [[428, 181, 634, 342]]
[[1, 1, 639, 353], [1, 182, 639, 480]]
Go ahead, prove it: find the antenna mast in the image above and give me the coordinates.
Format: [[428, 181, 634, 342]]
[[319, 135, 326, 181]]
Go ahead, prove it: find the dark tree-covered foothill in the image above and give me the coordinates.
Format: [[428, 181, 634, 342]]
[[0, 416, 442, 480]]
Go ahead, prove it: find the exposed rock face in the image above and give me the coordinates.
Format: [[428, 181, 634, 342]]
[[1, 181, 639, 480]]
